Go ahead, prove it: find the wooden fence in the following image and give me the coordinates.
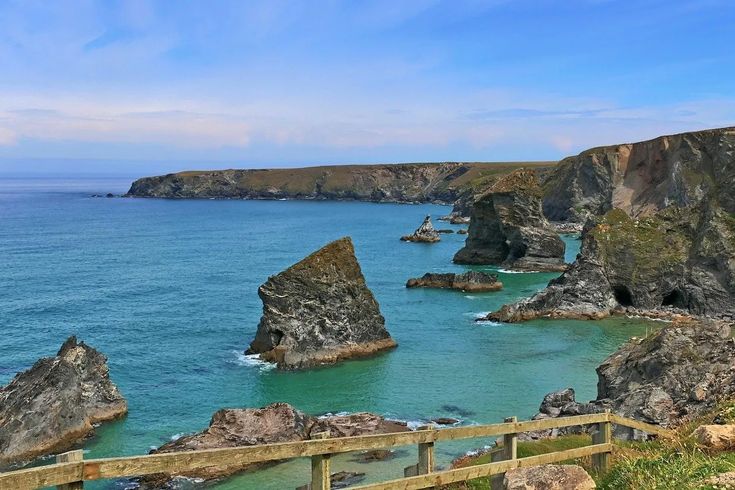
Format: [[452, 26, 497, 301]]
[[0, 411, 671, 490]]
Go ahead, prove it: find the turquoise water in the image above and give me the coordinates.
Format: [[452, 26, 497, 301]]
[[0, 177, 655, 488]]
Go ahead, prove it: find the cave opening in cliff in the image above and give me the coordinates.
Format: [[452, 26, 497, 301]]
[[662, 288, 686, 308], [612, 285, 633, 306]]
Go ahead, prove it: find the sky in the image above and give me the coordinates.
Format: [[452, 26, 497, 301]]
[[0, 0, 734, 175]]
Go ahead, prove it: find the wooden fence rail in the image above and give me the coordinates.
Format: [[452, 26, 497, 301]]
[[0, 411, 671, 490]]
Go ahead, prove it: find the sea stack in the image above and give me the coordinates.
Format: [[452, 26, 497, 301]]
[[453, 169, 565, 271], [401, 215, 441, 243], [247, 237, 396, 369], [0, 336, 127, 467]]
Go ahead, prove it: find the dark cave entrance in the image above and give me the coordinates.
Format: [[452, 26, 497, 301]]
[[612, 285, 634, 307], [662, 288, 686, 308]]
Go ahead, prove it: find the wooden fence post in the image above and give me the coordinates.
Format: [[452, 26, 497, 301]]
[[310, 432, 331, 490], [418, 423, 436, 475], [490, 416, 517, 490], [56, 449, 84, 490], [592, 410, 612, 473]]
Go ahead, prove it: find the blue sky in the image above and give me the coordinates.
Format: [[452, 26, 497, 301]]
[[0, 0, 734, 174]]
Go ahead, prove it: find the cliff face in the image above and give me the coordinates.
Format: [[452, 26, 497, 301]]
[[542, 127, 735, 222], [247, 237, 395, 369], [453, 169, 566, 271], [488, 201, 735, 322], [126, 161, 556, 204], [0, 337, 127, 467]]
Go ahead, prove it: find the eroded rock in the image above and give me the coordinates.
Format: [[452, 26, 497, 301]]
[[692, 425, 735, 450], [406, 271, 503, 292], [0, 336, 127, 467], [453, 169, 565, 271], [144, 403, 410, 486], [401, 215, 441, 243], [246, 237, 396, 369]]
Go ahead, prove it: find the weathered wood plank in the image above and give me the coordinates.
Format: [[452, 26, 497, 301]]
[[0, 462, 81, 490], [57, 450, 84, 490], [592, 412, 611, 473], [609, 414, 673, 438], [433, 413, 608, 442], [352, 443, 614, 490]]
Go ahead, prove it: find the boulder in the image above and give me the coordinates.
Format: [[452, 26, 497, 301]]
[[246, 237, 396, 369], [0, 336, 127, 468], [453, 170, 566, 272], [487, 201, 735, 322], [503, 464, 595, 490], [692, 425, 735, 450], [405, 271, 503, 292], [521, 388, 605, 441], [401, 215, 441, 243], [144, 403, 410, 486], [703, 471, 735, 488]]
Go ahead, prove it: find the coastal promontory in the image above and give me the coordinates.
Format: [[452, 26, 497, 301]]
[[453, 169, 566, 271], [0, 336, 127, 467], [246, 237, 396, 369]]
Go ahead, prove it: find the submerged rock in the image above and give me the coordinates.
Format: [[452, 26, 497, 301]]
[[488, 201, 735, 322], [0, 336, 127, 467], [405, 271, 503, 292], [247, 237, 395, 369], [145, 403, 410, 486], [453, 170, 565, 271], [401, 215, 441, 243]]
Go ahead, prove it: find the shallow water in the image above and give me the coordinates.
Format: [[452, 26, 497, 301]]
[[0, 177, 655, 488]]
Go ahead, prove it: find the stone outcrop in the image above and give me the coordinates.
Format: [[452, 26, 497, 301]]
[[531, 319, 735, 439], [144, 403, 409, 485], [503, 465, 596, 490], [692, 425, 735, 450], [487, 201, 735, 322], [405, 271, 502, 292], [127, 161, 556, 205], [246, 237, 396, 369], [453, 169, 566, 271], [542, 126, 735, 222], [401, 215, 441, 243], [0, 337, 127, 468]]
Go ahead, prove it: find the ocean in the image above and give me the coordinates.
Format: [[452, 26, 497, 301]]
[[0, 177, 657, 488]]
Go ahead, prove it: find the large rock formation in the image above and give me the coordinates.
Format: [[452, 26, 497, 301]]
[[453, 169, 566, 271], [246, 237, 396, 369], [0, 337, 127, 467], [530, 319, 735, 439], [488, 201, 735, 322], [400, 215, 440, 243], [127, 161, 556, 204], [405, 271, 503, 292], [542, 126, 735, 222], [144, 403, 409, 485]]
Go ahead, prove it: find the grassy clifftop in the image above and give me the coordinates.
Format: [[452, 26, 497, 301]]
[[127, 161, 556, 204]]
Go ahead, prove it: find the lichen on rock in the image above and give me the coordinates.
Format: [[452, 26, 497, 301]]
[[246, 236, 396, 369], [0, 336, 127, 468]]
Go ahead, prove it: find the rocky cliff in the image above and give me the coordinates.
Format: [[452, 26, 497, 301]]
[[246, 237, 396, 369], [532, 319, 735, 438], [0, 337, 127, 467], [143, 402, 409, 486], [400, 215, 441, 242], [453, 169, 566, 271], [542, 126, 735, 222], [126, 161, 556, 205], [487, 201, 735, 322]]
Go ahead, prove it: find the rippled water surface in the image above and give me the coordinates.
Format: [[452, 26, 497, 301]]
[[0, 177, 656, 488]]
